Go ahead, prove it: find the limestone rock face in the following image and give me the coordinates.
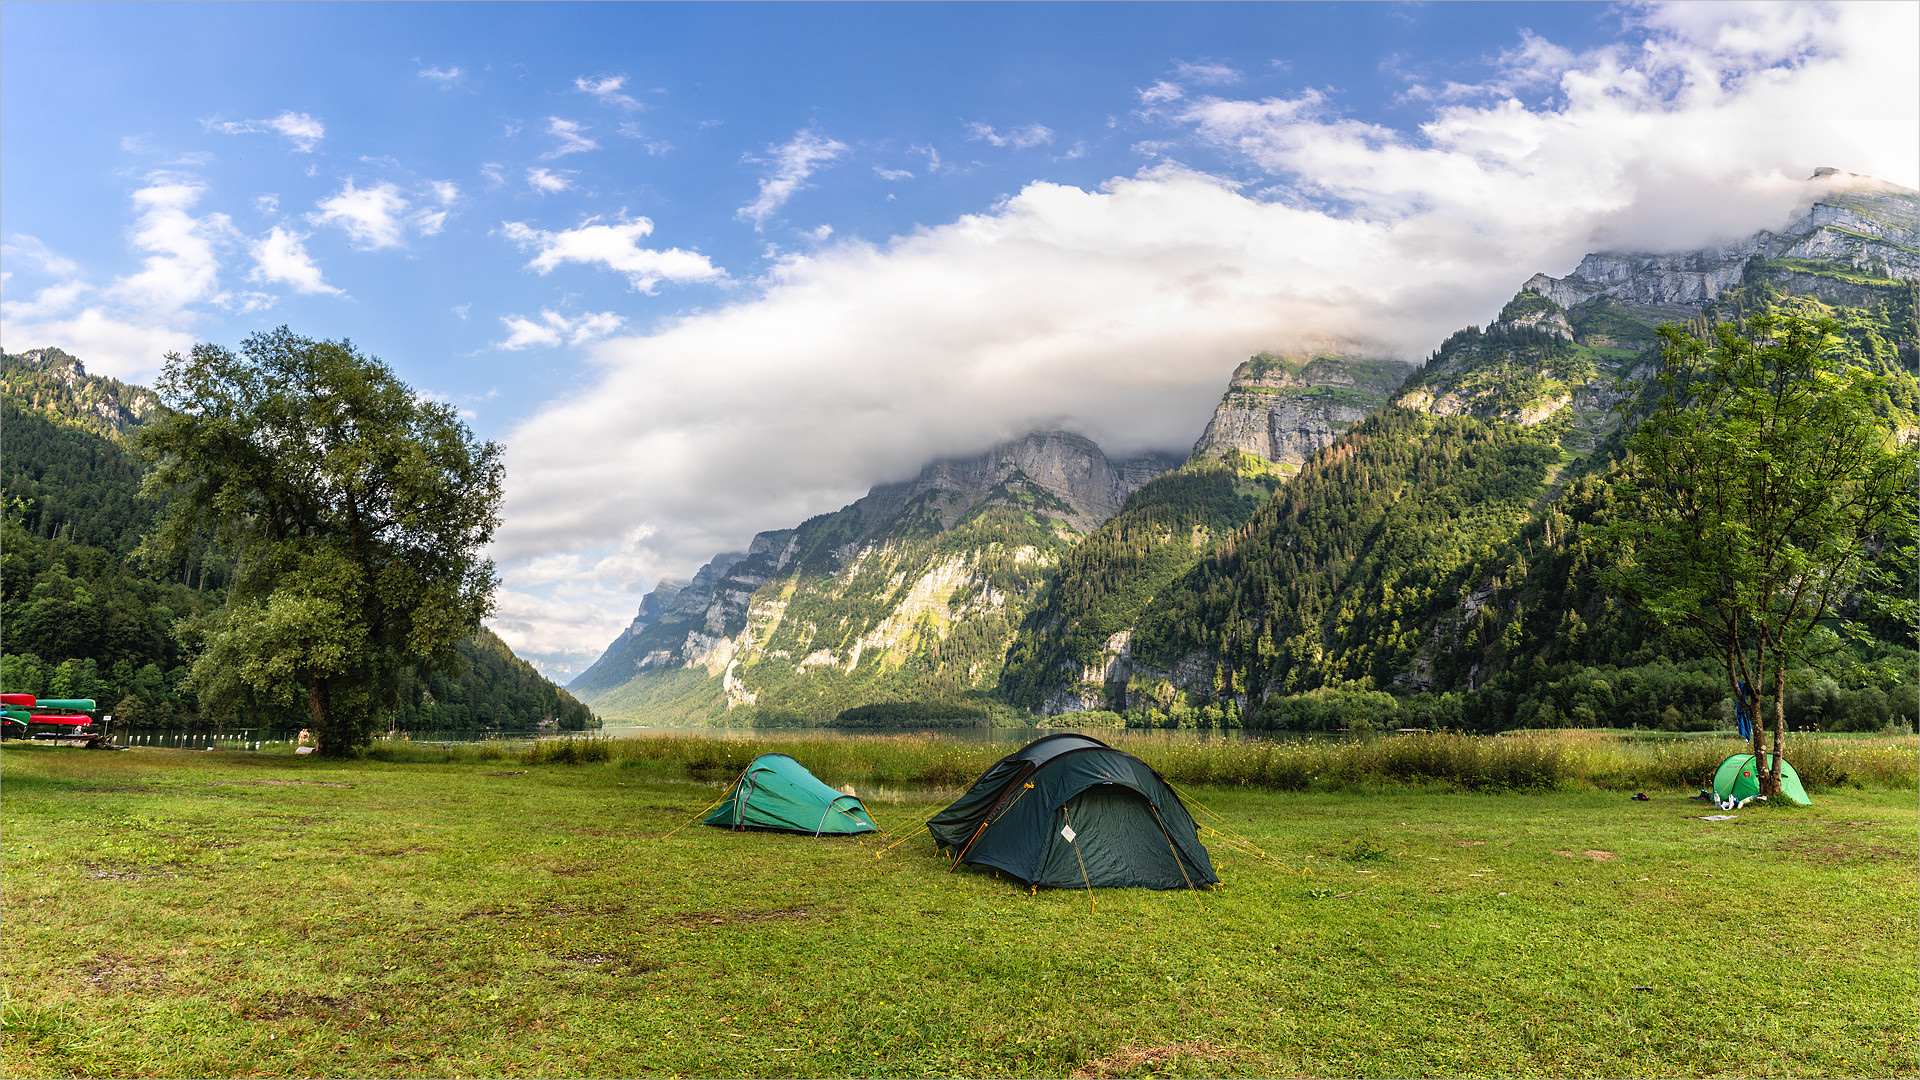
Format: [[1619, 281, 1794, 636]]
[[571, 430, 1181, 719], [856, 430, 1181, 536], [1524, 178, 1920, 313], [566, 551, 745, 693], [1190, 353, 1417, 471]]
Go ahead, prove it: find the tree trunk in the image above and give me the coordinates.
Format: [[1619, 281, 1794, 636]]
[[307, 672, 332, 756], [1766, 659, 1787, 797]]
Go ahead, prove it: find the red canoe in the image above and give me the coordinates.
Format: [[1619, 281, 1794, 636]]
[[1, 693, 36, 707], [28, 714, 92, 726]]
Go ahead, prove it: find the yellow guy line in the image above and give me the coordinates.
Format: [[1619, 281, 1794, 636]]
[[1166, 778, 1273, 861], [874, 823, 934, 859], [1063, 804, 1095, 915], [1148, 802, 1204, 907], [659, 763, 752, 839]]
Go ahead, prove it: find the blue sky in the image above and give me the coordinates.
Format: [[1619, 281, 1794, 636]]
[[5, 2, 1916, 677]]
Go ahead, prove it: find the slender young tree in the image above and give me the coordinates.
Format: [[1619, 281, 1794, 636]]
[[1600, 310, 1918, 794], [138, 328, 504, 755]]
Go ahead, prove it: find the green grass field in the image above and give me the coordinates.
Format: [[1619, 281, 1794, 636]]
[[2, 736, 1913, 1078]]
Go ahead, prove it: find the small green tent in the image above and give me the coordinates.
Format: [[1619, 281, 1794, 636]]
[[1711, 753, 1811, 808], [703, 753, 880, 836], [927, 734, 1218, 890]]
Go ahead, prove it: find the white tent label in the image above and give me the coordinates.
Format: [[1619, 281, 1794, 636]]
[[1060, 824, 1077, 842]]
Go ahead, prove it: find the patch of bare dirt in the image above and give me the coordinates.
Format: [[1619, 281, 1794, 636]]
[[460, 899, 627, 921], [1553, 849, 1616, 861], [1776, 823, 1908, 864], [84, 863, 180, 882], [1457, 840, 1486, 846], [544, 861, 603, 877], [241, 991, 379, 1023], [559, 952, 663, 975], [80, 952, 168, 993], [652, 906, 812, 929], [208, 780, 354, 788], [1073, 1041, 1226, 1079], [358, 846, 430, 858]]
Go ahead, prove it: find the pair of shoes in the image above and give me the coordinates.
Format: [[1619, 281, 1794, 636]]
[[1630, 792, 1650, 801]]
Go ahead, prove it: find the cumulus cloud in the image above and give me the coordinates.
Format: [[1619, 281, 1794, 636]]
[[737, 128, 848, 228], [966, 121, 1056, 149], [526, 167, 573, 193], [1138, 80, 1185, 105], [576, 74, 641, 109], [501, 217, 725, 291], [488, 2, 1919, 665], [494, 308, 626, 350], [419, 65, 464, 84], [874, 166, 914, 181], [111, 175, 237, 314], [309, 179, 449, 248], [206, 110, 326, 152], [543, 117, 599, 158], [249, 226, 341, 295]]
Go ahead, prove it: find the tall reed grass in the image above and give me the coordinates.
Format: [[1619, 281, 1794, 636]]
[[361, 729, 1915, 793]]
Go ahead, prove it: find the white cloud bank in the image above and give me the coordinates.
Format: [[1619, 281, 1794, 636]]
[[481, 3, 1914, 675]]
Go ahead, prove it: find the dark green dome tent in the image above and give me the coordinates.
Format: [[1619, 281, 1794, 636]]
[[927, 734, 1218, 890], [1711, 753, 1811, 808], [703, 753, 880, 836]]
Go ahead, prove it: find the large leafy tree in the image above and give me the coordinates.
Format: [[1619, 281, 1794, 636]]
[[138, 328, 504, 755], [1601, 310, 1918, 794]]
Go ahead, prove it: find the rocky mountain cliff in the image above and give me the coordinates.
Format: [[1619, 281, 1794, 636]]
[[1, 348, 161, 438], [1190, 352, 1417, 474], [566, 552, 744, 696], [1527, 173, 1920, 314], [573, 431, 1181, 723]]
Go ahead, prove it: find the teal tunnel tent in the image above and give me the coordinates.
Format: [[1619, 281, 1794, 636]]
[[927, 734, 1218, 890], [703, 753, 880, 836]]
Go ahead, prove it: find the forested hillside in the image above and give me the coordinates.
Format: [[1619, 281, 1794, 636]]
[[0, 348, 598, 732], [998, 452, 1279, 712]]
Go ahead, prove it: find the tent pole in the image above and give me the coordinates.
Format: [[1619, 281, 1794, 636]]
[[950, 777, 1034, 872]]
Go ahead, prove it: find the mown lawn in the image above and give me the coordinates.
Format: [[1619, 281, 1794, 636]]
[[2, 741, 1912, 1078]]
